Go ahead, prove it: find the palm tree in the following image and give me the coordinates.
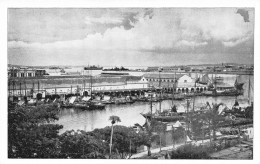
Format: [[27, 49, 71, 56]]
[[108, 115, 121, 158], [202, 102, 226, 141]]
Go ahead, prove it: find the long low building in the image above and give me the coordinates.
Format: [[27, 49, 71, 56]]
[[8, 76, 151, 99]]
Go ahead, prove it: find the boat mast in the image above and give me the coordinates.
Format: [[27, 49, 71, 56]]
[[214, 67, 217, 96], [158, 67, 162, 113], [235, 74, 238, 101], [172, 83, 174, 106], [248, 74, 251, 104], [12, 80, 15, 100], [172, 65, 176, 106], [186, 98, 190, 132], [24, 79, 27, 98], [19, 82, 22, 99], [150, 94, 153, 121], [192, 74, 197, 112]]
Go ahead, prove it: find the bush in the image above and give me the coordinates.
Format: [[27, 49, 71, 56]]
[[170, 144, 211, 159]]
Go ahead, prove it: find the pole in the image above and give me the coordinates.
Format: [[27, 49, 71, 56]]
[[24, 80, 27, 97], [172, 83, 174, 106], [192, 81, 196, 112], [12, 81, 15, 99], [129, 139, 132, 157], [38, 80, 40, 93], [109, 123, 114, 158], [90, 70, 92, 98], [158, 68, 162, 113], [248, 75, 251, 104], [32, 81, 34, 98], [19, 82, 22, 98], [187, 99, 190, 133], [150, 94, 153, 120]]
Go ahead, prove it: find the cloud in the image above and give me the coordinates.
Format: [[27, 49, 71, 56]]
[[8, 8, 254, 65], [237, 8, 250, 22], [85, 15, 124, 25], [9, 8, 254, 50]]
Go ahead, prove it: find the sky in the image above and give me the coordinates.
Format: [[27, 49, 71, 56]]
[[8, 8, 254, 66]]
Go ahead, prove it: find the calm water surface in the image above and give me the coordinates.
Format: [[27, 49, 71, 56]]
[[56, 74, 253, 133], [56, 95, 251, 134]]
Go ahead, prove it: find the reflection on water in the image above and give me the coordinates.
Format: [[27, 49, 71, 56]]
[[56, 74, 253, 133], [56, 95, 251, 134]]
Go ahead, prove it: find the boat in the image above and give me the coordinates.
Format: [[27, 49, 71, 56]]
[[88, 101, 106, 110], [141, 112, 185, 122], [113, 97, 127, 105], [101, 95, 114, 104], [73, 102, 90, 110], [173, 93, 185, 100], [84, 65, 103, 70], [205, 75, 243, 97], [125, 96, 135, 104]]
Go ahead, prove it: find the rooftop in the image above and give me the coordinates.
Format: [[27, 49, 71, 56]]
[[144, 73, 186, 79]]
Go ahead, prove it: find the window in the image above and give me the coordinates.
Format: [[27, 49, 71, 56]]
[[21, 73, 24, 77], [184, 80, 187, 83], [28, 73, 32, 77]]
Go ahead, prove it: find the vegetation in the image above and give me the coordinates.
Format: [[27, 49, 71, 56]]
[[59, 130, 107, 158], [8, 103, 62, 158], [8, 100, 253, 159], [170, 138, 240, 159], [108, 115, 121, 158]]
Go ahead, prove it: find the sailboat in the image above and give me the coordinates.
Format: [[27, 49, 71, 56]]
[[205, 74, 241, 97], [141, 68, 185, 122]]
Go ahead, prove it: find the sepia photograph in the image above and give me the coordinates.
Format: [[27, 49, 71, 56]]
[[5, 6, 255, 160]]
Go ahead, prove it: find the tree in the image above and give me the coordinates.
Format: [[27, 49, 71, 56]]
[[138, 120, 166, 156], [201, 102, 226, 141], [245, 103, 253, 119], [59, 130, 106, 158], [152, 121, 166, 152], [92, 125, 146, 159], [8, 103, 63, 158], [172, 126, 186, 148], [108, 115, 121, 158], [190, 112, 204, 140]]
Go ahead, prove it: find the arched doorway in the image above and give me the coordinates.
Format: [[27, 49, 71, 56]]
[[196, 88, 200, 92], [178, 89, 181, 93], [200, 88, 203, 92], [186, 88, 189, 93], [182, 88, 185, 93], [191, 88, 194, 92], [204, 87, 207, 91]]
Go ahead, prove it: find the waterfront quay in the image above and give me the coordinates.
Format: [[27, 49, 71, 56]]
[[8, 75, 151, 101], [8, 69, 253, 101]]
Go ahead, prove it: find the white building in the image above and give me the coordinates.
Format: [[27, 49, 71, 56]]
[[144, 73, 207, 93]]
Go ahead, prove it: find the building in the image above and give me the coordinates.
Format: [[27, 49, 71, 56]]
[[8, 67, 36, 78], [146, 66, 185, 72], [8, 67, 48, 78], [8, 76, 150, 99], [143, 73, 207, 93], [35, 69, 47, 77]]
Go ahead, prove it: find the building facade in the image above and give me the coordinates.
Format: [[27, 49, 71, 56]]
[[144, 73, 208, 93], [8, 76, 150, 98]]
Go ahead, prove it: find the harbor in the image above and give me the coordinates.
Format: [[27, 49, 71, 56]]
[[7, 7, 255, 159], [57, 95, 251, 133]]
